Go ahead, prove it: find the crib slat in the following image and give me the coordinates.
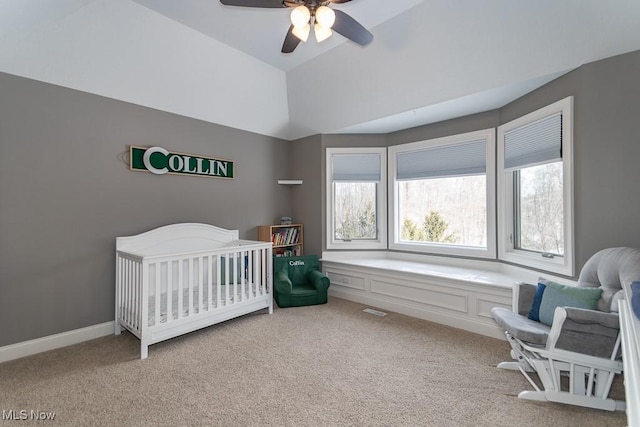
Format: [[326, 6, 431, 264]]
[[131, 260, 137, 330], [252, 249, 259, 296], [120, 258, 126, 326], [216, 254, 222, 308], [188, 258, 194, 317], [154, 262, 161, 326], [225, 254, 230, 306], [260, 249, 267, 295], [119, 258, 126, 326], [128, 259, 134, 329], [122, 258, 127, 323], [199, 256, 204, 314], [207, 256, 213, 311], [233, 252, 239, 303], [167, 261, 173, 323], [247, 251, 253, 300], [138, 260, 143, 330], [234, 252, 238, 302], [178, 260, 184, 319], [125, 259, 131, 327]]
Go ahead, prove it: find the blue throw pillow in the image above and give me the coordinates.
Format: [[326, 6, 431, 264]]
[[538, 280, 602, 326], [528, 282, 547, 321]]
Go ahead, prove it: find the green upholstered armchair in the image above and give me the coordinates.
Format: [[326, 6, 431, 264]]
[[273, 255, 330, 308]]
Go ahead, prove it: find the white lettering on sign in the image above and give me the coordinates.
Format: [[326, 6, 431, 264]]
[[289, 260, 305, 266], [142, 146, 169, 175]]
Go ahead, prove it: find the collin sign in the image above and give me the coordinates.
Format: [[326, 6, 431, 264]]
[[130, 146, 234, 179]]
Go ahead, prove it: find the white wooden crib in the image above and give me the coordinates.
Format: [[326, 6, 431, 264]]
[[115, 223, 273, 359]]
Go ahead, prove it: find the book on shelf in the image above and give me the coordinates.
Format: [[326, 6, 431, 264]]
[[271, 227, 299, 246], [274, 247, 302, 257]]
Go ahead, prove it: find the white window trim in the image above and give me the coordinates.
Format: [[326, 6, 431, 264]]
[[388, 128, 497, 259], [497, 96, 574, 276], [326, 147, 387, 250]]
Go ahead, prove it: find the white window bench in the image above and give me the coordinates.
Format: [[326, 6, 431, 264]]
[[321, 251, 574, 340]]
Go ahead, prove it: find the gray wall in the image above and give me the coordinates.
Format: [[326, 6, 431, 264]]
[[306, 50, 640, 278], [0, 72, 292, 347], [289, 135, 323, 257]]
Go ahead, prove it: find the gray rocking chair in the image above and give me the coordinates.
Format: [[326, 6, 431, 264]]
[[491, 247, 640, 411]]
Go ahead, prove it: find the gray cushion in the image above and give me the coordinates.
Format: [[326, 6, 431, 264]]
[[517, 282, 537, 317], [577, 247, 640, 312], [491, 307, 550, 345], [554, 307, 620, 358]]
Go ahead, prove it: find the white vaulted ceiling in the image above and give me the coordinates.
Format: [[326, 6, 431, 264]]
[[1, 0, 640, 140]]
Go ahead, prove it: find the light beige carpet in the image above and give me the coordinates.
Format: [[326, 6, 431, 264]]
[[0, 297, 627, 426]]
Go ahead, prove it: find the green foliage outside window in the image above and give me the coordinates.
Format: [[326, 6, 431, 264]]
[[401, 210, 458, 244]]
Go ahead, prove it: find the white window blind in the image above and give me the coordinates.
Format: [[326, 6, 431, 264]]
[[504, 112, 562, 170], [396, 139, 486, 181], [332, 153, 381, 181]]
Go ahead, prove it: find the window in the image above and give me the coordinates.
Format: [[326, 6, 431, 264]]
[[326, 147, 387, 249], [389, 129, 496, 258], [497, 97, 574, 275]]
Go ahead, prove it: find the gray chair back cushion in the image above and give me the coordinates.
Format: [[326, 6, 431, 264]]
[[577, 247, 640, 312]]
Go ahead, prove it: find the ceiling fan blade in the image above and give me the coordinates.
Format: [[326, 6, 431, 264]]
[[282, 25, 301, 53], [326, 0, 352, 3], [220, 0, 285, 8], [332, 9, 373, 46]]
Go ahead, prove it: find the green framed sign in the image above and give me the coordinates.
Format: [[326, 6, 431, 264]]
[[130, 146, 234, 179]]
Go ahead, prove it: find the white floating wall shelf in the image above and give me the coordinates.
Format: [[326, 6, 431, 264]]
[[277, 180, 303, 185]]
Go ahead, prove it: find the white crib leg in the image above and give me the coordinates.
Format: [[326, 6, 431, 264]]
[[115, 321, 122, 336], [140, 342, 148, 360]]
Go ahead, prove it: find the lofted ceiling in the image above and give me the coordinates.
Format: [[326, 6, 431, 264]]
[[133, 0, 424, 72], [1, 0, 640, 140]]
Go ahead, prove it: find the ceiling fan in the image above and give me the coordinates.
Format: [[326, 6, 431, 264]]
[[219, 0, 373, 53]]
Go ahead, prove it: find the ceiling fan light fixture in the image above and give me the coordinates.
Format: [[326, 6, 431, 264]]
[[290, 5, 311, 28], [292, 23, 310, 42], [315, 6, 335, 28], [314, 23, 332, 43]]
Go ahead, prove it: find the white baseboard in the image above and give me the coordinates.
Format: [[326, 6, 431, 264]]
[[0, 321, 114, 364]]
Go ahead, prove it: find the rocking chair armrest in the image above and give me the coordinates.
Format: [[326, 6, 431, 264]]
[[547, 307, 621, 358], [307, 269, 330, 291], [274, 271, 293, 294]]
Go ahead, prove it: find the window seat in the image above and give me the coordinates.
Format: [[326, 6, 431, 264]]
[[321, 251, 574, 340]]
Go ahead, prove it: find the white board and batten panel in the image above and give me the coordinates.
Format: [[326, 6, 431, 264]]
[[324, 267, 366, 291], [322, 254, 514, 340]]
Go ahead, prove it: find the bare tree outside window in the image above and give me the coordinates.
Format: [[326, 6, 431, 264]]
[[517, 161, 564, 255], [334, 182, 377, 240]]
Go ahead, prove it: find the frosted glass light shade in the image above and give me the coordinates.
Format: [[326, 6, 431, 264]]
[[314, 23, 332, 42], [315, 6, 335, 28], [290, 6, 311, 27], [292, 23, 310, 42]]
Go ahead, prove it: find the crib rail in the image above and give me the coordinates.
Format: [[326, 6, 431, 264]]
[[115, 242, 272, 336]]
